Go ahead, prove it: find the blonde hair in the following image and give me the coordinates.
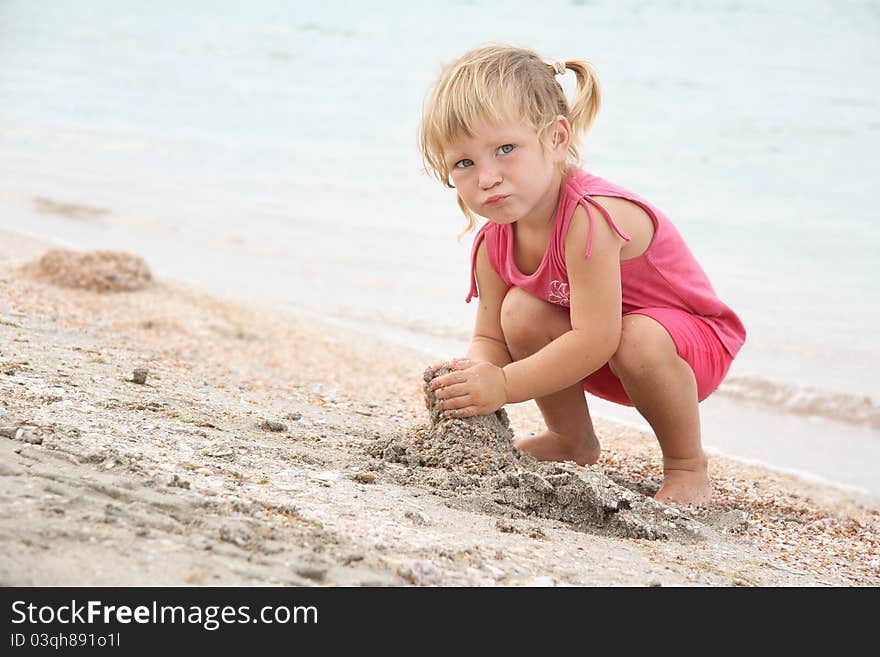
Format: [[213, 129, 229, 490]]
[[419, 44, 602, 233]]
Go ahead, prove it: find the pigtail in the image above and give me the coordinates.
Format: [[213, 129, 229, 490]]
[[557, 60, 601, 162], [563, 59, 601, 135]]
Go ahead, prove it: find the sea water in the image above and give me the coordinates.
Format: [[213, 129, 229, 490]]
[[1, 0, 878, 495]]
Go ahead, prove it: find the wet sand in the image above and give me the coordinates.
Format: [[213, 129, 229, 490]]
[[1, 230, 877, 586]]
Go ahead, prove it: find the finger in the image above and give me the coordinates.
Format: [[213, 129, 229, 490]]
[[438, 395, 471, 412], [432, 382, 469, 401], [444, 405, 480, 420], [430, 372, 466, 389], [448, 358, 473, 371]]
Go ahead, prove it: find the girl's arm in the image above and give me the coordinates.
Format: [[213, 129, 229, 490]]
[[502, 204, 623, 403], [466, 241, 513, 368]]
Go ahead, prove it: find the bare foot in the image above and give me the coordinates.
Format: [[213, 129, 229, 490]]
[[654, 457, 711, 506], [513, 430, 600, 467]]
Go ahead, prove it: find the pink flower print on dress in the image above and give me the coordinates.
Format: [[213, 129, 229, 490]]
[[547, 280, 570, 307]]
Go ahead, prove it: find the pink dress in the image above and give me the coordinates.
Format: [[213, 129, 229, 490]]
[[466, 167, 746, 406]]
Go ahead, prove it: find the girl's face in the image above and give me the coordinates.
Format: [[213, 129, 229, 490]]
[[445, 115, 570, 227]]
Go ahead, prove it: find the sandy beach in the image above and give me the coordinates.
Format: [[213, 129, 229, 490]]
[[1, 229, 877, 587]]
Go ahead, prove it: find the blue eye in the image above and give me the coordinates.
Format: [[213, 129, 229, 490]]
[[455, 158, 474, 169], [498, 144, 515, 155]]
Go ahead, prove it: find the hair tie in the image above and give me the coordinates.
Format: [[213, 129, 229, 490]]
[[552, 60, 566, 76]]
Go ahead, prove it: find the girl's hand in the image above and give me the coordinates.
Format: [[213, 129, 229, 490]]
[[424, 358, 473, 407], [429, 361, 508, 419]]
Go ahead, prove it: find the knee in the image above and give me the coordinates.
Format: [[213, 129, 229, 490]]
[[500, 287, 568, 359], [608, 315, 679, 380]]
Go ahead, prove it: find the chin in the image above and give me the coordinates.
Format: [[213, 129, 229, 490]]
[[480, 207, 518, 223]]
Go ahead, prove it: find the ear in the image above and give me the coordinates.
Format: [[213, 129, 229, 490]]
[[550, 115, 572, 163]]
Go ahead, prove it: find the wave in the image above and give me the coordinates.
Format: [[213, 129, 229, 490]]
[[717, 375, 879, 430]]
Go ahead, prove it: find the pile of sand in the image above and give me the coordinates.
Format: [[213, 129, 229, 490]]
[[368, 368, 709, 541], [369, 368, 525, 476], [22, 249, 152, 292]]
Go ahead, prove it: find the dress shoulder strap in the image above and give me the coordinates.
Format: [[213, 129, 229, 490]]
[[579, 195, 632, 258]]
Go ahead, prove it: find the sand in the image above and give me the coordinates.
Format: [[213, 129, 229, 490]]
[[1, 231, 878, 586]]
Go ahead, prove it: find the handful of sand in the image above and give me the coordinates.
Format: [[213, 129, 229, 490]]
[[23, 249, 153, 293]]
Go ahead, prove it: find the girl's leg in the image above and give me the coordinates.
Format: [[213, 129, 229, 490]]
[[500, 287, 600, 465], [608, 314, 710, 505]]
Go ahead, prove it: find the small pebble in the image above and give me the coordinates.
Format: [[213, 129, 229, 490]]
[[168, 474, 190, 489], [341, 552, 365, 565], [411, 560, 435, 578], [404, 510, 431, 525], [527, 526, 547, 540], [495, 518, 517, 533], [284, 412, 302, 421], [295, 565, 327, 582], [18, 428, 42, 445], [132, 368, 148, 385], [260, 420, 287, 432]]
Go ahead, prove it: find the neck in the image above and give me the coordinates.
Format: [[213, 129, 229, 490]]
[[517, 168, 567, 233]]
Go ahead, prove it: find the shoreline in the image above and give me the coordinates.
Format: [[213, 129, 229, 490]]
[[1, 230, 878, 586]]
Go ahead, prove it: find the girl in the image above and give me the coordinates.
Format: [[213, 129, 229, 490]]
[[419, 45, 745, 506]]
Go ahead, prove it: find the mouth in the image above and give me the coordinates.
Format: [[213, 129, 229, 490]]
[[484, 194, 509, 206]]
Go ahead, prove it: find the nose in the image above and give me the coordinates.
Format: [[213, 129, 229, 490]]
[[477, 163, 502, 190]]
